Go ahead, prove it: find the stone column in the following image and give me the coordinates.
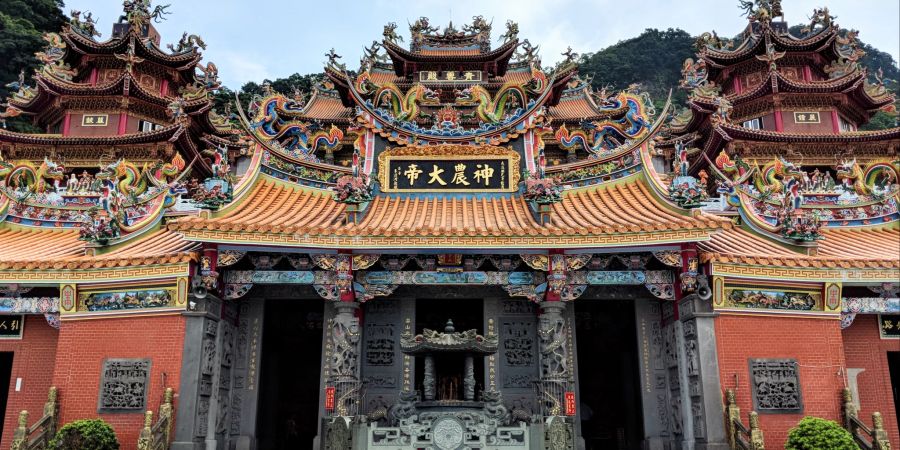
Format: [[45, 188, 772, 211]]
[[634, 298, 671, 450], [464, 355, 475, 401], [329, 301, 362, 416], [423, 355, 436, 401], [678, 287, 729, 450], [171, 295, 221, 450]]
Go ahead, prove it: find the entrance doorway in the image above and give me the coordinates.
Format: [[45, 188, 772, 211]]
[[0, 352, 12, 440], [888, 352, 900, 428], [575, 300, 643, 450], [256, 299, 324, 449]]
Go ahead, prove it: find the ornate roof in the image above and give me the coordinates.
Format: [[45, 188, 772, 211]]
[[0, 226, 196, 282], [168, 172, 727, 249], [699, 226, 900, 270]]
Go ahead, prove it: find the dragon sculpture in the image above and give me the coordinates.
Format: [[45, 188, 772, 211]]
[[753, 157, 803, 195], [1, 158, 66, 193], [248, 94, 344, 156], [353, 70, 441, 123], [35, 33, 77, 82], [95, 154, 187, 200], [555, 91, 652, 156], [836, 159, 900, 196], [167, 32, 206, 53], [453, 65, 548, 124], [704, 150, 756, 207], [373, 83, 440, 122], [96, 160, 150, 199], [454, 83, 526, 123]]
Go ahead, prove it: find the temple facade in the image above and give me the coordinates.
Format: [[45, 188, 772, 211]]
[[0, 1, 897, 450]]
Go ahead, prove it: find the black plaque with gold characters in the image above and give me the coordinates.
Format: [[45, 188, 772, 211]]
[[378, 145, 520, 193], [878, 314, 900, 339], [0, 315, 24, 339]]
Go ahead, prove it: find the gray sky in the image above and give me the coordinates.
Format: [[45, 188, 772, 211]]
[[65, 0, 900, 89]]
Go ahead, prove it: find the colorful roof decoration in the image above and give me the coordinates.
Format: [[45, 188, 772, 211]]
[[0, 1, 896, 300]]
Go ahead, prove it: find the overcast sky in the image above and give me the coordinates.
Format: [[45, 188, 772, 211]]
[[65, 0, 900, 89]]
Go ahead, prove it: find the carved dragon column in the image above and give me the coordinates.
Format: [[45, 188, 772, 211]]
[[675, 244, 728, 450]]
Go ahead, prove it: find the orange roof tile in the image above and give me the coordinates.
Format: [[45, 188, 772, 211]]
[[303, 95, 353, 121], [549, 97, 599, 120], [496, 70, 534, 84], [699, 226, 900, 269], [0, 227, 198, 271], [170, 176, 726, 248]]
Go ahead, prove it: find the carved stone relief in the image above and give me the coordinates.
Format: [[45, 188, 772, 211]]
[[365, 323, 395, 366], [749, 359, 802, 413], [98, 359, 150, 412]]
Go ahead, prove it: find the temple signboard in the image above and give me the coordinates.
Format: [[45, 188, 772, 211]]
[[419, 70, 483, 83], [0, 315, 23, 339], [879, 314, 900, 339], [379, 145, 520, 193]]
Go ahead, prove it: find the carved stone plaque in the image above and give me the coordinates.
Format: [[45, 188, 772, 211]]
[[749, 359, 802, 413], [98, 358, 151, 413]]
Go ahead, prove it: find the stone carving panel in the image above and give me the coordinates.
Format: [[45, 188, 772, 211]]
[[98, 359, 150, 412], [749, 359, 803, 413], [365, 323, 395, 366], [502, 320, 535, 366]]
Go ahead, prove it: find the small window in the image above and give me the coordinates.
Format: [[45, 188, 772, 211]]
[[838, 116, 855, 133], [742, 117, 763, 130], [138, 120, 159, 132]]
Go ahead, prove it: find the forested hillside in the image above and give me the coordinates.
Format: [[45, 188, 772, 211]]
[[0, 0, 67, 131]]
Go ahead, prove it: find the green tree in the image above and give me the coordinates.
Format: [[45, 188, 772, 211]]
[[577, 28, 695, 111], [0, 0, 67, 132], [49, 419, 120, 450], [785, 416, 858, 450]]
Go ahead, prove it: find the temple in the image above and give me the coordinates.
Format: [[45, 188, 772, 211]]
[[0, 1, 897, 450]]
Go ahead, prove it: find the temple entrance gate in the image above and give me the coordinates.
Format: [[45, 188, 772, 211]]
[[171, 251, 729, 450]]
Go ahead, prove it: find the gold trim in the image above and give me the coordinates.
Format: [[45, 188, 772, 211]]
[[176, 228, 715, 249], [711, 262, 900, 283], [0, 263, 191, 284], [377, 144, 521, 193]]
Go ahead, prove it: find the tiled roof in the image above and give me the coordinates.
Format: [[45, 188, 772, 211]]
[[170, 175, 726, 248], [302, 94, 353, 121], [699, 226, 900, 269], [549, 96, 599, 120], [0, 227, 198, 270]]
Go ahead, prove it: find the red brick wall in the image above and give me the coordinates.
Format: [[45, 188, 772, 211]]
[[51, 314, 185, 450], [0, 315, 59, 449], [842, 314, 900, 441], [715, 314, 847, 448]]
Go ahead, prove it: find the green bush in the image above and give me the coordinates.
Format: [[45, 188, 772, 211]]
[[785, 416, 858, 450], [49, 419, 120, 450]]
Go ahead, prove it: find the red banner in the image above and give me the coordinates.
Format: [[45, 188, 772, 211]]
[[564, 391, 576, 416], [324, 386, 335, 411]]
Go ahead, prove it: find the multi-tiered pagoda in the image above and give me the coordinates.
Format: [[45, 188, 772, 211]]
[[0, 2, 896, 450]]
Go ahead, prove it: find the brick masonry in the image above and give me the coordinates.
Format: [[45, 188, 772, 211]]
[[51, 313, 185, 450], [715, 314, 848, 448], [0, 315, 59, 450], [841, 314, 900, 442]]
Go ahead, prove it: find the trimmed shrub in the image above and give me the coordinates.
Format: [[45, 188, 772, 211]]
[[785, 416, 858, 450], [49, 419, 120, 450]]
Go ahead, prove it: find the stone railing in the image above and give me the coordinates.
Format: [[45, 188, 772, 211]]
[[137, 388, 175, 450], [842, 388, 893, 450], [724, 389, 765, 450], [10, 387, 58, 450]]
